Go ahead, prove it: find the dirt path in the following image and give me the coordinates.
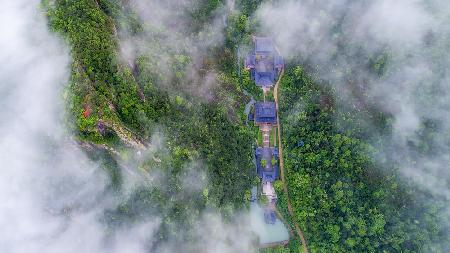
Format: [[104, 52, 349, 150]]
[[274, 69, 309, 253]]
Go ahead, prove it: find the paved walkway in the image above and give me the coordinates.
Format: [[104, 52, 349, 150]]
[[262, 128, 270, 147]]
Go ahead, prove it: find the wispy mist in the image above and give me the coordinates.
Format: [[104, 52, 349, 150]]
[[0, 1, 160, 252], [0, 1, 256, 252], [119, 0, 233, 101], [256, 0, 450, 238]]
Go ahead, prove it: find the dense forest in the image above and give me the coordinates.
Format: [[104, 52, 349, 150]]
[[41, 0, 448, 252], [274, 65, 448, 252], [44, 0, 256, 249]]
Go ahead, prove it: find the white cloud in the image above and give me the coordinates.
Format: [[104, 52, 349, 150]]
[[0, 2, 161, 252], [0, 2, 257, 253], [256, 0, 450, 241]]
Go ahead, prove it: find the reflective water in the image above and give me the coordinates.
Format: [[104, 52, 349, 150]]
[[245, 91, 289, 245], [249, 188, 290, 245]]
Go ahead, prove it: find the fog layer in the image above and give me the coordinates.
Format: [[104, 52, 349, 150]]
[[257, 0, 450, 234], [0, 1, 254, 253]]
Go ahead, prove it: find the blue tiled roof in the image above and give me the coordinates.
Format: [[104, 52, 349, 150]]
[[255, 72, 275, 87], [248, 112, 254, 122], [245, 37, 284, 87], [255, 102, 277, 124], [255, 37, 274, 52], [255, 147, 279, 182]]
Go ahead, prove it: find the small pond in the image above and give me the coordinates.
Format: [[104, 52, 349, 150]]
[[248, 188, 290, 245]]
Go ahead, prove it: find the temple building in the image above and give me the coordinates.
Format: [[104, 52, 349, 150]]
[[254, 102, 277, 126], [245, 37, 284, 90]]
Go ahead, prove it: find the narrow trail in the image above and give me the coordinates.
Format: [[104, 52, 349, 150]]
[[274, 68, 309, 253]]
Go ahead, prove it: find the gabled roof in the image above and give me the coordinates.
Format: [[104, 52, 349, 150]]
[[255, 147, 279, 182], [254, 102, 277, 124], [245, 37, 284, 87], [255, 102, 276, 117], [255, 37, 274, 52]]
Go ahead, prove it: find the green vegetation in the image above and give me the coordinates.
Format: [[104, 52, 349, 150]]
[[257, 130, 264, 146], [261, 158, 267, 168], [276, 66, 448, 252], [44, 0, 255, 246], [260, 194, 269, 205], [271, 157, 277, 166], [260, 245, 291, 253], [270, 127, 277, 147], [42, 0, 448, 252]]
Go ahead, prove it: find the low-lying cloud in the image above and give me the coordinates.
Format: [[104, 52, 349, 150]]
[[256, 0, 450, 235], [119, 0, 233, 101], [0, 1, 255, 253], [0, 1, 160, 252]]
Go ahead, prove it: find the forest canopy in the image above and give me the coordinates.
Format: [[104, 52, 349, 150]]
[[37, 0, 450, 252]]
